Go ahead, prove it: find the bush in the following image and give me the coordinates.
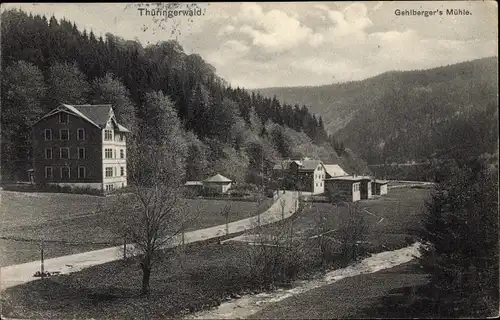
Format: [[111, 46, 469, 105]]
[[29, 183, 104, 196]]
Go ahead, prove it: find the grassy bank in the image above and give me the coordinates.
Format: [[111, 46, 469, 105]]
[[1, 188, 430, 319], [252, 260, 430, 319]]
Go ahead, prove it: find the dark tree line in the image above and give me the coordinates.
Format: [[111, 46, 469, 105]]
[[1, 9, 329, 142], [1, 9, 350, 181]]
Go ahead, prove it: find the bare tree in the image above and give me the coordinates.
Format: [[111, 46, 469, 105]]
[[337, 202, 369, 261], [325, 185, 370, 262], [244, 199, 307, 290], [309, 206, 338, 266], [109, 142, 194, 295]]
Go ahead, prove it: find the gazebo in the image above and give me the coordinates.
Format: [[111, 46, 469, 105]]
[[203, 174, 233, 195]]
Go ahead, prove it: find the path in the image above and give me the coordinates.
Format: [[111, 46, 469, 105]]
[[0, 191, 298, 291]]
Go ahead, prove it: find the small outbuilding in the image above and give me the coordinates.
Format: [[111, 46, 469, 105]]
[[372, 179, 389, 196], [203, 174, 233, 195], [184, 181, 204, 195], [324, 176, 365, 202]]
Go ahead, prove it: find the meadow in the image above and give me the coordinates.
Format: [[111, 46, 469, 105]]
[[0, 190, 272, 266], [1, 187, 431, 319]]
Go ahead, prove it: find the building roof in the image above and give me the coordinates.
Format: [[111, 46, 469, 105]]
[[72, 104, 113, 128], [184, 181, 203, 186], [325, 176, 365, 182], [272, 158, 324, 171], [272, 159, 302, 170], [204, 174, 232, 183], [323, 164, 348, 177], [357, 175, 374, 180], [116, 123, 131, 133], [374, 179, 389, 184], [298, 159, 322, 171], [32, 103, 130, 132]]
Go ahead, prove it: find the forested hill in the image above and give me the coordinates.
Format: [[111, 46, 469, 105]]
[[256, 57, 499, 164], [1, 9, 370, 183]]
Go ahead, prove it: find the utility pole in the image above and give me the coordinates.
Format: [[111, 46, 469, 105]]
[[258, 148, 264, 227], [261, 148, 264, 194]]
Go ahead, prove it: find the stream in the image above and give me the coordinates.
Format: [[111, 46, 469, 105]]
[[185, 242, 421, 319]]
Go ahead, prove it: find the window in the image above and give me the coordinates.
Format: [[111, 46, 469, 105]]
[[77, 128, 85, 140], [105, 184, 114, 191], [78, 147, 85, 159], [105, 167, 113, 177], [104, 129, 113, 141], [60, 129, 69, 140], [105, 148, 113, 159], [44, 129, 52, 141], [78, 166, 86, 178], [45, 167, 53, 179], [60, 147, 70, 159], [45, 148, 53, 159], [120, 167, 124, 176], [119, 134, 124, 142], [59, 112, 69, 124], [61, 167, 70, 179], [120, 149, 124, 159]]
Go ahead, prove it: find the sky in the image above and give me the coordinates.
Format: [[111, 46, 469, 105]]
[[2, 1, 498, 88]]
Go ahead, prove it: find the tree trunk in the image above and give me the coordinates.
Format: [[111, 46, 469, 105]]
[[141, 259, 152, 295]]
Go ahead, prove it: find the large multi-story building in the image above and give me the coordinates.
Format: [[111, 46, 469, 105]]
[[273, 158, 338, 194], [31, 103, 130, 192]]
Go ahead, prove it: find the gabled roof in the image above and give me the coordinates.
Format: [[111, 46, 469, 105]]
[[272, 159, 302, 170], [204, 174, 232, 183], [116, 123, 131, 133], [72, 104, 112, 128], [32, 103, 130, 132], [298, 159, 322, 171], [323, 164, 348, 177]]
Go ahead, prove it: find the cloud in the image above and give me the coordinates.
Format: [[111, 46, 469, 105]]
[[199, 2, 495, 88], [217, 25, 235, 37], [233, 3, 315, 53], [4, 2, 497, 88]]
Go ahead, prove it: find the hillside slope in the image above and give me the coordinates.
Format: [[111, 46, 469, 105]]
[[0, 9, 370, 182], [256, 57, 498, 164]]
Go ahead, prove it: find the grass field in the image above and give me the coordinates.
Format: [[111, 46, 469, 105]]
[[1, 187, 431, 319], [260, 187, 429, 251], [0, 190, 273, 267]]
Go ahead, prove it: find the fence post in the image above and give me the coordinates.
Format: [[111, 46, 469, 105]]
[[123, 235, 126, 259], [40, 239, 45, 278]]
